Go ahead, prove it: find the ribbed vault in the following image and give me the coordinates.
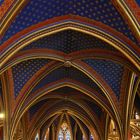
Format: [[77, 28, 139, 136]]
[[0, 0, 140, 140]]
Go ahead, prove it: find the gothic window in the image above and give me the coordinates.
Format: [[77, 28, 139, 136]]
[[58, 122, 71, 140], [35, 133, 39, 140], [135, 112, 140, 119]]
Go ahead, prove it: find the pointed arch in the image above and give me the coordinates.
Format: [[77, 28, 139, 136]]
[[0, 16, 139, 70]]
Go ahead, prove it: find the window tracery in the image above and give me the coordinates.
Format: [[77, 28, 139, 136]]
[[35, 133, 39, 140], [58, 122, 71, 140]]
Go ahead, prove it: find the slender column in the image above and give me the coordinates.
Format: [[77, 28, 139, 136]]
[[0, 127, 3, 140], [1, 74, 11, 140], [128, 129, 132, 140], [73, 123, 77, 140], [49, 124, 55, 140], [52, 124, 55, 140], [76, 125, 82, 140], [49, 126, 52, 140]]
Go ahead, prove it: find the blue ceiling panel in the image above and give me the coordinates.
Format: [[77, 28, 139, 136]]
[[31, 66, 105, 96], [83, 59, 124, 99], [1, 0, 138, 45], [21, 30, 116, 53], [12, 59, 50, 97], [0, 0, 4, 5], [84, 99, 102, 118], [136, 0, 140, 6], [29, 99, 48, 120]]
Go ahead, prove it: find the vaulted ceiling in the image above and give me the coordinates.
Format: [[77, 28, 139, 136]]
[[0, 0, 140, 140]]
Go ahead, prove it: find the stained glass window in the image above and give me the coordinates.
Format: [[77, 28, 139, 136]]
[[58, 122, 71, 140], [35, 133, 39, 140]]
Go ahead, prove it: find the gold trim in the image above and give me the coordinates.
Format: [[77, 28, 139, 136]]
[[124, 73, 136, 140], [0, 56, 64, 75], [0, 0, 26, 36], [71, 115, 89, 140], [71, 62, 123, 139], [116, 0, 140, 39], [10, 83, 114, 139], [1, 22, 139, 70]]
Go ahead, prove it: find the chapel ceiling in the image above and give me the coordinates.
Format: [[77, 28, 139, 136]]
[[0, 0, 140, 140]]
